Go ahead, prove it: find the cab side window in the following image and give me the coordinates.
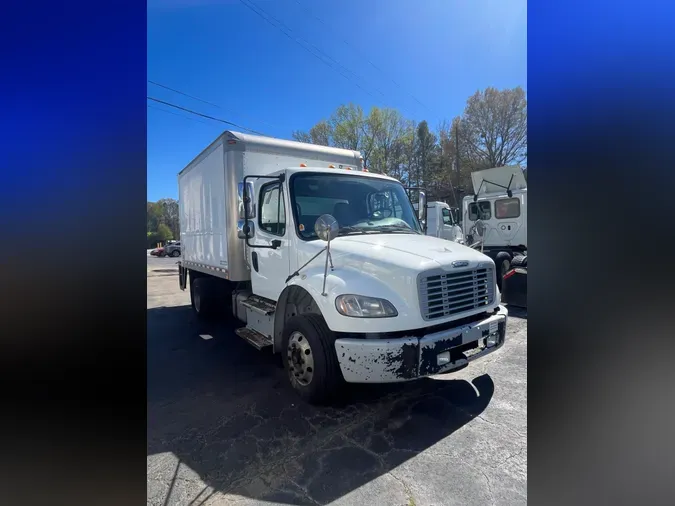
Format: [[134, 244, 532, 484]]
[[468, 201, 491, 220], [442, 208, 452, 224], [259, 183, 286, 236], [495, 198, 520, 219]]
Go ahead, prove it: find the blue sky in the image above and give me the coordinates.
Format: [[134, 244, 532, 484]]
[[147, 0, 526, 201]]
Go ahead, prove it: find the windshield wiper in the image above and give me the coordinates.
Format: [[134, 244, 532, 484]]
[[337, 226, 369, 236], [367, 225, 418, 234]]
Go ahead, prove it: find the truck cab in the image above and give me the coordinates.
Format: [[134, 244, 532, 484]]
[[425, 201, 465, 244], [178, 131, 508, 403], [462, 166, 527, 288]]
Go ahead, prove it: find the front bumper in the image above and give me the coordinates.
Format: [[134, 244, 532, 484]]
[[334, 305, 508, 383]]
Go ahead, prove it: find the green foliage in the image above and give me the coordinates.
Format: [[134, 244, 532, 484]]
[[156, 223, 173, 242], [147, 198, 179, 247], [292, 87, 527, 204]]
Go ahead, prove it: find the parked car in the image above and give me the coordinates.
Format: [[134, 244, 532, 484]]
[[150, 247, 165, 257], [164, 241, 181, 257]]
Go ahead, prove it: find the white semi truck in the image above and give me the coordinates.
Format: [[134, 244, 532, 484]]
[[462, 166, 527, 288], [177, 131, 508, 403]]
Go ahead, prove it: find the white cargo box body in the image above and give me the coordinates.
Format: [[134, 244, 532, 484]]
[[178, 131, 363, 282]]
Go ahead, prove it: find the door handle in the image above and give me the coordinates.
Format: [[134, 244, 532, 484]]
[[252, 251, 259, 272]]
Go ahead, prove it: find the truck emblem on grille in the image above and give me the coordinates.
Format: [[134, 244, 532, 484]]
[[452, 260, 469, 268]]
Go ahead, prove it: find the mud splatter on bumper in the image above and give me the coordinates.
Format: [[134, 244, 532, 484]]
[[334, 305, 508, 383]]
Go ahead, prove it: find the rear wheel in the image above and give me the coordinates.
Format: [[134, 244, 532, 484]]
[[190, 277, 216, 319], [170, 250, 180, 257], [494, 251, 512, 290], [511, 255, 527, 267], [282, 314, 343, 404]]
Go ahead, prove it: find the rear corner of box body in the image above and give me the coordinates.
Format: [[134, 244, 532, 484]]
[[178, 136, 237, 278]]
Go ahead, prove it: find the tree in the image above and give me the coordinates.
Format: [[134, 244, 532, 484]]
[[291, 130, 311, 143], [329, 103, 365, 151], [156, 198, 179, 239], [156, 223, 173, 243], [309, 121, 332, 146], [285, 85, 526, 198], [416, 121, 437, 187], [461, 86, 527, 167], [374, 108, 404, 176], [147, 202, 163, 233]]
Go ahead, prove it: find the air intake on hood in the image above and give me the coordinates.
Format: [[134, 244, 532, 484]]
[[418, 266, 495, 320]]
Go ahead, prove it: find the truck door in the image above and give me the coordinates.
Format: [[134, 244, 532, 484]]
[[249, 180, 291, 301], [440, 207, 454, 240], [493, 196, 522, 245]]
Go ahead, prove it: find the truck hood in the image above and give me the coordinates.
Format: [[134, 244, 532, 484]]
[[471, 165, 527, 195], [327, 233, 491, 272]]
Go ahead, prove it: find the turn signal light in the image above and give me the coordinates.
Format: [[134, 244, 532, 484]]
[[300, 163, 307, 167]]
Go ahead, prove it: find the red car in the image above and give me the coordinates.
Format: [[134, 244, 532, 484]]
[[150, 247, 165, 257]]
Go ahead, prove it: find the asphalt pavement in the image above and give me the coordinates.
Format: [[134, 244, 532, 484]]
[[147, 258, 527, 505]]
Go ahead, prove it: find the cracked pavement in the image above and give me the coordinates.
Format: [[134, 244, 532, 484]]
[[148, 269, 527, 505]]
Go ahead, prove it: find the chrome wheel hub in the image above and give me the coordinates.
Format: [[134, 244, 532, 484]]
[[287, 331, 314, 386]]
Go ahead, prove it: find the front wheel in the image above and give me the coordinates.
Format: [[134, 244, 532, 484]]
[[170, 250, 180, 257], [282, 314, 343, 404]]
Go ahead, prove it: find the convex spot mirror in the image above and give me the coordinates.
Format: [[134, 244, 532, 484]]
[[314, 214, 339, 242]]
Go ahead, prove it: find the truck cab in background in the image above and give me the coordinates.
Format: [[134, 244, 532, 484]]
[[425, 201, 465, 244], [177, 131, 508, 404], [462, 166, 527, 289]]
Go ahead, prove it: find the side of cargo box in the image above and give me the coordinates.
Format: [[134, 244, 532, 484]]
[[178, 136, 249, 282]]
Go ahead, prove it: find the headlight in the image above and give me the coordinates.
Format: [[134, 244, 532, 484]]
[[335, 294, 398, 318]]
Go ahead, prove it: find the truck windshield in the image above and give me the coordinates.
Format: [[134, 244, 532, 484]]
[[291, 173, 422, 240]]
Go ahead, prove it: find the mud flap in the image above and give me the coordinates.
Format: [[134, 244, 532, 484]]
[[502, 268, 526, 308], [178, 264, 187, 291]]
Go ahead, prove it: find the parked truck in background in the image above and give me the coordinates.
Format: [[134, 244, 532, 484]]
[[424, 201, 465, 244], [177, 131, 508, 403], [462, 166, 527, 289]]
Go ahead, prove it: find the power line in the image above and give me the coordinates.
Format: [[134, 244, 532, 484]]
[[147, 104, 214, 127], [292, 0, 432, 114], [237, 0, 383, 102], [148, 81, 221, 108], [147, 97, 266, 136], [148, 80, 280, 130]]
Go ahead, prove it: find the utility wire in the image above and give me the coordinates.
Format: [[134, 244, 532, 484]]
[[148, 80, 279, 130], [238, 0, 383, 102], [147, 97, 266, 136], [147, 104, 214, 127], [148, 81, 222, 108], [292, 0, 432, 114]]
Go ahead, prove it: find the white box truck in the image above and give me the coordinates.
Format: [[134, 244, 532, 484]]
[[178, 131, 508, 403], [462, 166, 527, 288]]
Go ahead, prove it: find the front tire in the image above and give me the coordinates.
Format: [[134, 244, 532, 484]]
[[282, 314, 343, 404], [170, 250, 180, 257]]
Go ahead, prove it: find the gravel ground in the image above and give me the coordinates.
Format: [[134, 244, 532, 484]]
[[147, 264, 527, 506]]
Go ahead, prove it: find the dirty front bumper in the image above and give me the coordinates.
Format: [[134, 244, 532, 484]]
[[334, 305, 508, 383]]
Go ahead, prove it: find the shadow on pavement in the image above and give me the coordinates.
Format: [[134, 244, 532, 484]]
[[148, 305, 495, 505], [505, 305, 527, 319]]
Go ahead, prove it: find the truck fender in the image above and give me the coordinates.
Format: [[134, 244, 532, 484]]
[[273, 285, 321, 353]]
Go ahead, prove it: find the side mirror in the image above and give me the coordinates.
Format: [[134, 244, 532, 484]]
[[417, 191, 427, 232], [314, 214, 339, 242], [238, 182, 256, 219], [237, 219, 255, 239], [418, 191, 426, 221]]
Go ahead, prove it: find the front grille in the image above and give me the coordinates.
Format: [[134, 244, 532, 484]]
[[419, 266, 495, 320]]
